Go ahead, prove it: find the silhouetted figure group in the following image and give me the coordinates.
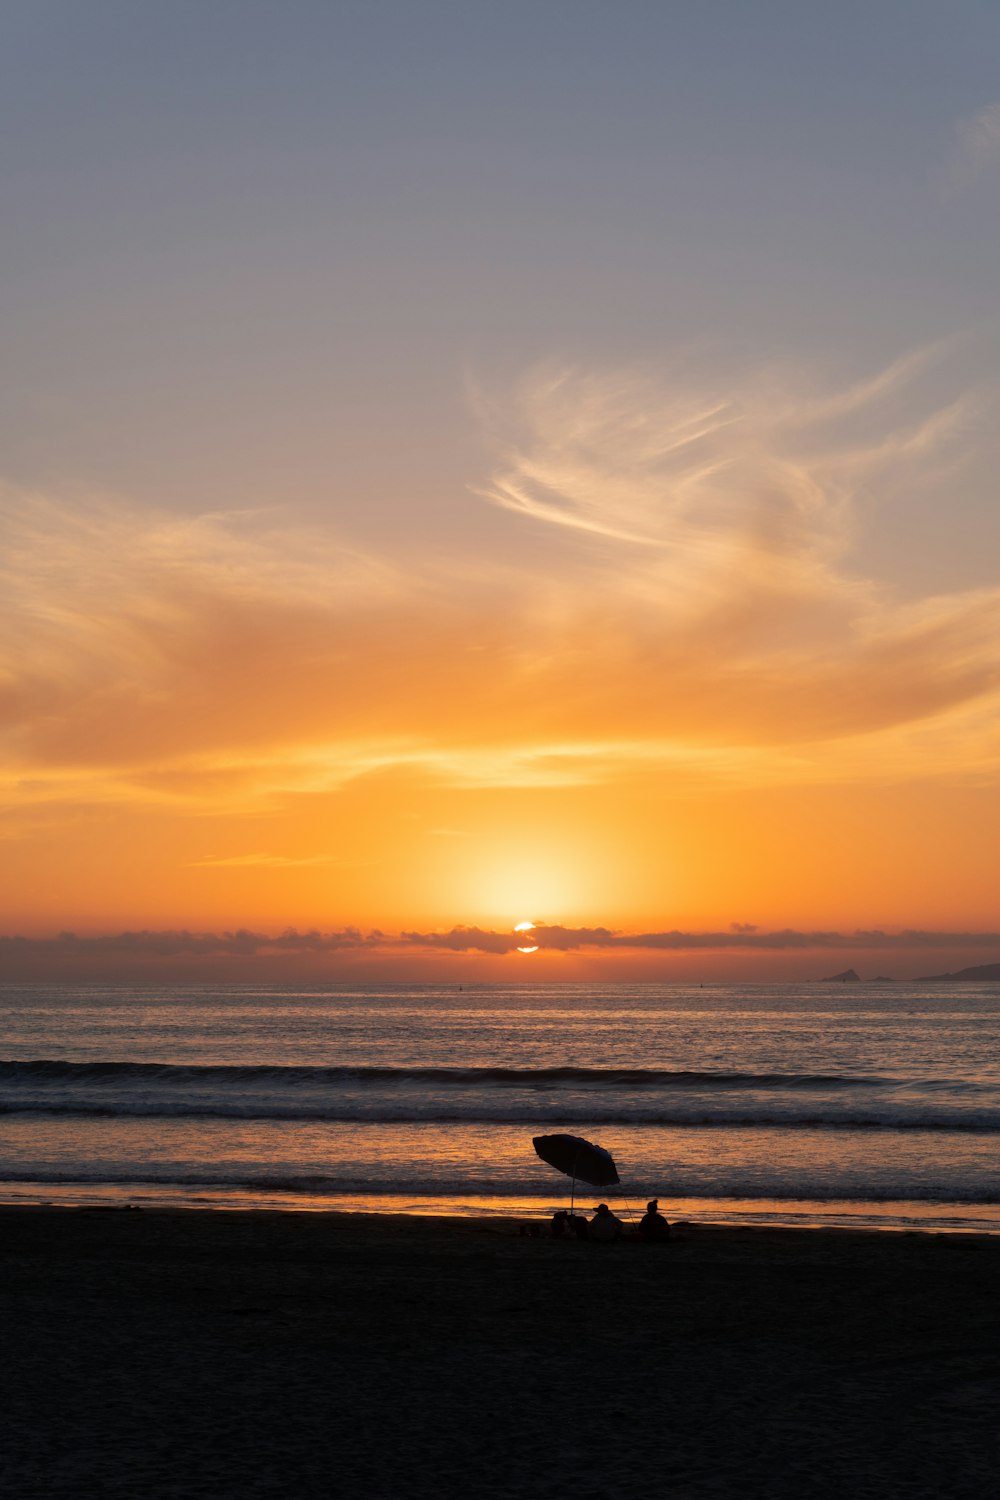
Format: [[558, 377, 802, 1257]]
[[549, 1198, 671, 1242]]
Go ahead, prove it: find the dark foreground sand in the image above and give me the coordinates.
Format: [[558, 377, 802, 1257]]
[[2, 1208, 999, 1499]]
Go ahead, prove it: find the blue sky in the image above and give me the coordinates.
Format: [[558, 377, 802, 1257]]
[[3, 2, 998, 567]]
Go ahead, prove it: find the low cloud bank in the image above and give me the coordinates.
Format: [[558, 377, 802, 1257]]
[[0, 927, 380, 957], [401, 925, 1000, 953], [4, 925, 998, 959]]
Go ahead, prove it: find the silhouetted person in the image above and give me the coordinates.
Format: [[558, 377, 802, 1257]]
[[637, 1198, 671, 1242], [553, 1210, 589, 1239], [589, 1203, 624, 1242]]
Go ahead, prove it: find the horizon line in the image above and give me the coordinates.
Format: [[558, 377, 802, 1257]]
[[2, 924, 1000, 956]]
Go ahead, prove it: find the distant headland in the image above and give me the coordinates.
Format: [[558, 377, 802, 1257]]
[[916, 962, 1000, 982], [819, 963, 1000, 983]]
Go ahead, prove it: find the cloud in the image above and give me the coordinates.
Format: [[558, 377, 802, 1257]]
[[951, 101, 1000, 188], [471, 353, 1000, 753], [476, 349, 968, 589], [400, 925, 516, 955], [2, 345, 1000, 827], [398, 925, 1000, 953], [0, 927, 379, 957], [3, 925, 998, 960], [187, 853, 375, 869]]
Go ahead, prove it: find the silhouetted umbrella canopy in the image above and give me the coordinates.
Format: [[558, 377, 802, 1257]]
[[533, 1133, 619, 1187]]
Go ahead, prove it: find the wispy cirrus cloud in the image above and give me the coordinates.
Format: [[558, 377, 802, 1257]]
[[951, 100, 1000, 188], [476, 346, 969, 587], [2, 344, 999, 831], [187, 853, 377, 869]]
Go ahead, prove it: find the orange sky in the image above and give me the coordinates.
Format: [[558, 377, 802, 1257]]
[[4, 359, 1000, 979], [3, 10, 1000, 982]]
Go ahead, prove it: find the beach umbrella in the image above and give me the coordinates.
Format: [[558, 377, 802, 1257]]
[[533, 1132, 619, 1214]]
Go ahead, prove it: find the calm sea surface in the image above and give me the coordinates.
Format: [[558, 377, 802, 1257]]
[[1, 982, 998, 1232]]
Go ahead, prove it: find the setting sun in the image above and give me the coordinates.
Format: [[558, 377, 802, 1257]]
[[514, 921, 539, 954]]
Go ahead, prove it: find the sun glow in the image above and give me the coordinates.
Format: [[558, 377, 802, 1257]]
[[464, 842, 597, 927]]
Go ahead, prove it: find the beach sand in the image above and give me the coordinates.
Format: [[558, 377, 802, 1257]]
[[2, 1208, 998, 1499]]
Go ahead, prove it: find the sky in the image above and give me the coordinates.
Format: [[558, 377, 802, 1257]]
[[3, 1, 999, 981]]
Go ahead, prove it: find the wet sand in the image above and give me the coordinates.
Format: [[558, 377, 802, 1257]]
[[2, 1207, 998, 1498]]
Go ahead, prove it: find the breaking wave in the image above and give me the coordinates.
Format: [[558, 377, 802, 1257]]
[[0, 1165, 998, 1205], [0, 1060, 886, 1087], [2, 1058, 998, 1131]]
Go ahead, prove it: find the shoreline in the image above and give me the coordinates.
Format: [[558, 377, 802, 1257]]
[[2, 1203, 1000, 1267], [3, 1205, 999, 1497], [2, 1183, 998, 1235], [4, 1198, 999, 1237], [4, 1201, 1000, 1266]]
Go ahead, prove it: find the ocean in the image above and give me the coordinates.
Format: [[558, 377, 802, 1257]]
[[1, 981, 998, 1232]]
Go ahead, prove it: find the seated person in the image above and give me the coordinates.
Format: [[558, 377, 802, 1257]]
[[588, 1202, 624, 1242], [637, 1198, 671, 1241], [552, 1210, 590, 1239]]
